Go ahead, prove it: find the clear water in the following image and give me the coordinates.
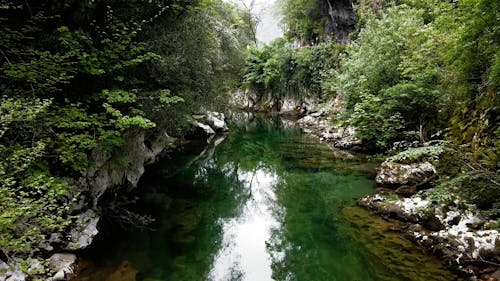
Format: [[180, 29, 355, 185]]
[[75, 114, 459, 281]]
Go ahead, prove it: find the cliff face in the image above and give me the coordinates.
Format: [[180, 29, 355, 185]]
[[84, 130, 170, 208], [323, 0, 356, 43]]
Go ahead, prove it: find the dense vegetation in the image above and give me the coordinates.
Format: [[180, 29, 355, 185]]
[[0, 0, 253, 267], [243, 39, 344, 110], [246, 0, 498, 154], [1, 0, 499, 277], [280, 0, 327, 43], [243, 0, 499, 215]]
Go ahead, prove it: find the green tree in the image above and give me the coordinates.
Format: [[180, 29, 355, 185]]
[[330, 6, 445, 149]]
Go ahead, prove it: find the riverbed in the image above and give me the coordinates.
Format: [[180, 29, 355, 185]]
[[74, 114, 460, 281]]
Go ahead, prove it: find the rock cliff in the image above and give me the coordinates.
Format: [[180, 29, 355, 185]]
[[324, 0, 356, 43]]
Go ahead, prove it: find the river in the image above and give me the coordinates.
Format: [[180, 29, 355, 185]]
[[74, 113, 459, 281]]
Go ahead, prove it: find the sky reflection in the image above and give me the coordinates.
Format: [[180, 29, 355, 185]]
[[209, 165, 281, 281]]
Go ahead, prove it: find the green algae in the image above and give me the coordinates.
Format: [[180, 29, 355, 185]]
[[342, 206, 462, 281]]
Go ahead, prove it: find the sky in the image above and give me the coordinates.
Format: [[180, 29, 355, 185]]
[[239, 0, 283, 45]]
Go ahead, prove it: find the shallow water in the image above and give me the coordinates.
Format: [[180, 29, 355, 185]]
[[75, 115, 459, 281]]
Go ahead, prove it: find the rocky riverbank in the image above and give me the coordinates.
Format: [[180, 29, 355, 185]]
[[296, 110, 363, 150], [292, 107, 500, 280], [231, 89, 499, 280], [358, 146, 500, 281], [0, 111, 229, 281]]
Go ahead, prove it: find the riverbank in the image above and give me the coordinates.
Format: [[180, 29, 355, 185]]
[[292, 108, 500, 281], [0, 111, 229, 281]]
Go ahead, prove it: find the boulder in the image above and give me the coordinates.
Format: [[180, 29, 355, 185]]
[[188, 111, 228, 140], [376, 161, 436, 186], [38, 233, 63, 252], [4, 271, 26, 281], [297, 113, 362, 150], [205, 112, 228, 132], [66, 210, 99, 250], [195, 122, 216, 135], [422, 214, 445, 231], [47, 253, 77, 281], [328, 126, 362, 149], [489, 270, 500, 281], [0, 260, 27, 281]]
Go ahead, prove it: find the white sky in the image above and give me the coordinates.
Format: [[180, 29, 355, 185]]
[[235, 0, 284, 45]]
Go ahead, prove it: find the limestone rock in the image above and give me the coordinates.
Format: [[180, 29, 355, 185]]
[[205, 112, 228, 132], [280, 97, 302, 115], [1, 269, 26, 281], [4, 272, 26, 281], [229, 89, 256, 109], [47, 253, 77, 281], [86, 130, 172, 206], [297, 113, 362, 149], [66, 210, 99, 250], [188, 111, 228, 140], [195, 122, 216, 135], [0, 260, 27, 281], [488, 270, 500, 281], [376, 161, 436, 186]]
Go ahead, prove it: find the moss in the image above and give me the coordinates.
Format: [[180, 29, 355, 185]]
[[387, 144, 446, 164]]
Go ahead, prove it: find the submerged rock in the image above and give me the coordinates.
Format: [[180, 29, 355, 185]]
[[359, 193, 500, 278], [342, 206, 459, 281], [104, 261, 137, 281]]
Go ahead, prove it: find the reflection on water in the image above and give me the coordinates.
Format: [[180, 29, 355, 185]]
[[210, 166, 281, 281], [75, 114, 459, 281]]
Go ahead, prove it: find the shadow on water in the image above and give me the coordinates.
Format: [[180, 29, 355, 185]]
[[74, 113, 460, 281]]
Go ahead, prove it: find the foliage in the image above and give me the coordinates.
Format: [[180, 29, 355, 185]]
[[0, 0, 252, 265], [387, 144, 445, 164], [280, 0, 327, 44], [0, 98, 72, 256], [444, 0, 500, 163], [272, 0, 499, 216], [421, 184, 458, 205], [435, 170, 500, 218], [242, 39, 344, 110], [328, 6, 447, 149]]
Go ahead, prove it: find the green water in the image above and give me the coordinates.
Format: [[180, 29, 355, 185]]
[[76, 115, 459, 281]]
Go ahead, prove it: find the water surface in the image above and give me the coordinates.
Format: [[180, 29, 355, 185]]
[[75, 114, 459, 281]]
